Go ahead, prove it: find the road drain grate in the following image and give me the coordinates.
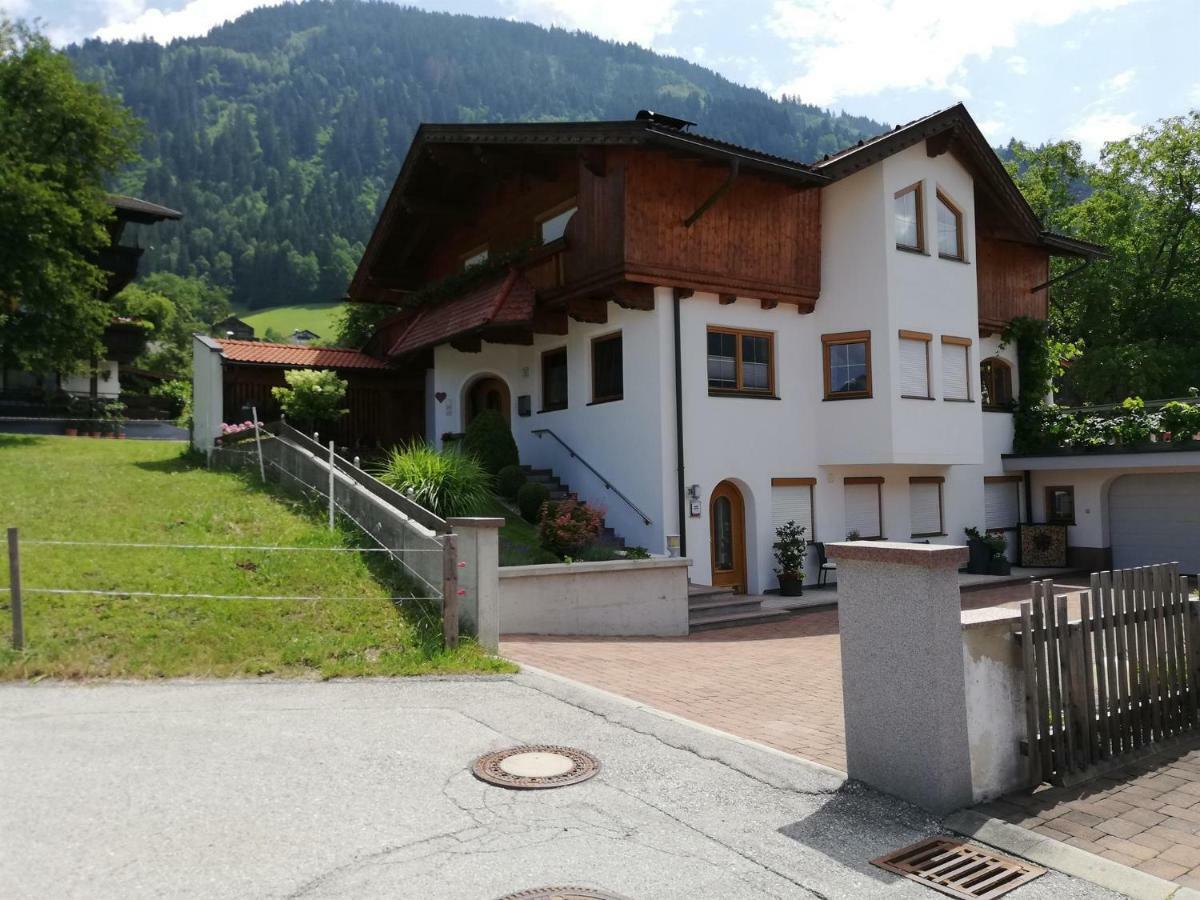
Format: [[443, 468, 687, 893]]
[[472, 745, 600, 790], [496, 888, 630, 900], [871, 837, 1045, 899]]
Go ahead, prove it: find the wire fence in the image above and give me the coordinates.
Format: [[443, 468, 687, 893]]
[[2, 415, 464, 653]]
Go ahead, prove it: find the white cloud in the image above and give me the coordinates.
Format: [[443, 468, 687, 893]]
[[94, 0, 287, 43], [1101, 68, 1136, 93], [1066, 110, 1139, 157], [978, 119, 1008, 138], [1005, 55, 1028, 75], [502, 0, 685, 45], [767, 0, 1141, 106]]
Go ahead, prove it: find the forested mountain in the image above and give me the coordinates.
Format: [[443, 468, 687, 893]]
[[67, 1, 887, 310]]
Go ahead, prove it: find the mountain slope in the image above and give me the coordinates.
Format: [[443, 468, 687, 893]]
[[70, 1, 888, 309]]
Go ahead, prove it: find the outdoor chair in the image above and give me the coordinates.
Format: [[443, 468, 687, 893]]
[[813, 541, 837, 586]]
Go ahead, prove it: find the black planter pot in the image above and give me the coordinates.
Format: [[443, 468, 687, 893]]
[[967, 539, 992, 574], [989, 556, 1012, 576], [777, 573, 804, 597]]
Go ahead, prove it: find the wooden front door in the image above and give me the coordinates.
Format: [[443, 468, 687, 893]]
[[710, 480, 747, 592]]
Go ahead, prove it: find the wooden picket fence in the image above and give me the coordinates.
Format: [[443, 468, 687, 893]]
[[1020, 563, 1198, 787]]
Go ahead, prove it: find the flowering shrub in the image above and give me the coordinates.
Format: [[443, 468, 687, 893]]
[[537, 499, 605, 558], [215, 420, 260, 444], [1016, 397, 1200, 453]]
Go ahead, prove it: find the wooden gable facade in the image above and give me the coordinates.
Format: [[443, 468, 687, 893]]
[[349, 119, 828, 349]]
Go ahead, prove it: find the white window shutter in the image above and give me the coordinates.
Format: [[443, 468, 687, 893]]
[[942, 343, 970, 400], [909, 482, 942, 536], [771, 485, 814, 538], [985, 481, 1020, 530], [844, 484, 881, 539], [900, 338, 929, 397]]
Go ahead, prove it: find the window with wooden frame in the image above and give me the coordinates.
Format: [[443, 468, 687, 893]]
[[536, 199, 577, 245], [894, 183, 925, 252], [1045, 485, 1076, 525], [540, 347, 568, 412], [771, 477, 816, 540], [899, 330, 932, 399], [590, 331, 623, 404], [822, 331, 872, 400], [980, 357, 1014, 410], [909, 476, 945, 538], [936, 189, 965, 261], [844, 476, 883, 539], [941, 336, 972, 401], [461, 244, 489, 269], [706, 326, 775, 396]]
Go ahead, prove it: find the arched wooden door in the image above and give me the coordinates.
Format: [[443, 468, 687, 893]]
[[465, 376, 511, 427], [710, 480, 747, 593]]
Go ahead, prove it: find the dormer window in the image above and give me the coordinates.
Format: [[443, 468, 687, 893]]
[[894, 183, 924, 252], [936, 190, 964, 261], [537, 200, 577, 244], [462, 245, 488, 269]]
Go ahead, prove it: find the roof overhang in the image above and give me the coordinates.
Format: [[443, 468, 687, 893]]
[[1003, 447, 1200, 472]]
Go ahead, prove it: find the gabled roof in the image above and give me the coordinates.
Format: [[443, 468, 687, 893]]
[[107, 194, 183, 224], [215, 339, 391, 370], [814, 104, 1104, 259], [386, 269, 536, 357]]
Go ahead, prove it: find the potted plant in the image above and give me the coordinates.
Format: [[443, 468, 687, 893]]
[[985, 532, 1010, 575], [773, 520, 808, 597], [63, 420, 78, 437], [87, 419, 101, 438], [964, 526, 992, 574], [846, 529, 861, 541]]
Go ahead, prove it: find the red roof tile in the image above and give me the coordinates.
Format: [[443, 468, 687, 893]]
[[216, 339, 392, 370], [388, 269, 535, 357]]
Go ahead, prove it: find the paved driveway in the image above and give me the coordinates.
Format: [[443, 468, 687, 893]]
[[0, 676, 1115, 899], [502, 579, 1093, 774]]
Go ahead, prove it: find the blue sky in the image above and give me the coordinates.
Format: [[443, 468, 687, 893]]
[[15, 0, 1200, 156]]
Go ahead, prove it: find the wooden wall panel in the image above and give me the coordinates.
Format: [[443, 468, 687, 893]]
[[562, 150, 626, 288], [977, 237, 1050, 331], [620, 150, 821, 304], [421, 160, 578, 282], [222, 365, 424, 450]]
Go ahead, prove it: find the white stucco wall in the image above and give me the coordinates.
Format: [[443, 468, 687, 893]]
[[961, 610, 1028, 802], [430, 300, 673, 553], [191, 335, 224, 452], [58, 360, 120, 398], [498, 556, 691, 636]]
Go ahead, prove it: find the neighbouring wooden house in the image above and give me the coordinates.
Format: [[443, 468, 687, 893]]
[[212, 316, 256, 341], [1, 194, 182, 408]]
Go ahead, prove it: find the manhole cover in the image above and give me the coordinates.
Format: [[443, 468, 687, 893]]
[[472, 745, 600, 790], [872, 837, 1045, 899], [496, 889, 629, 900]]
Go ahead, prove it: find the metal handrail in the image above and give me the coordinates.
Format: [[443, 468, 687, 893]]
[[266, 420, 448, 533], [530, 428, 653, 526]]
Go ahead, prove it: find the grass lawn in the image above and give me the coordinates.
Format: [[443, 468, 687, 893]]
[[0, 435, 513, 680], [237, 301, 343, 341]]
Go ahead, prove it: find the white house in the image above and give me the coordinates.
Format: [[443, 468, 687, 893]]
[[335, 106, 1195, 589]]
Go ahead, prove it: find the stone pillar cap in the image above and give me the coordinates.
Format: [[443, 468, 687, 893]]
[[826, 540, 968, 569], [445, 517, 505, 529]]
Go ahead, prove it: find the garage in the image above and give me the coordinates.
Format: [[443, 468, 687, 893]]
[[1109, 473, 1200, 573]]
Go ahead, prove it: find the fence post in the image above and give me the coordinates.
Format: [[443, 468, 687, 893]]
[[251, 406, 266, 483], [327, 441, 336, 531], [7, 527, 23, 650], [442, 532, 459, 649]]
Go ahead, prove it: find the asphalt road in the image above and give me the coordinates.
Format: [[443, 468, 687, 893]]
[[0, 673, 1119, 899]]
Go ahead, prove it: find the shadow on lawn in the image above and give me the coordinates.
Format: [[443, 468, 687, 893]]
[[0, 434, 41, 449]]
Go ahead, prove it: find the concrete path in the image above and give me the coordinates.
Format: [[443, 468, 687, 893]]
[[0, 675, 1116, 900]]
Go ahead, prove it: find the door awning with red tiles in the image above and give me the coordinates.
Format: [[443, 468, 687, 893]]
[[386, 269, 536, 357], [216, 339, 392, 370]]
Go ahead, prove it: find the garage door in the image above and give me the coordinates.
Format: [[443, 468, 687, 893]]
[[1110, 474, 1200, 574]]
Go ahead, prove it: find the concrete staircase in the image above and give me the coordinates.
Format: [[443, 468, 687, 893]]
[[520, 465, 625, 549], [688, 583, 792, 632]]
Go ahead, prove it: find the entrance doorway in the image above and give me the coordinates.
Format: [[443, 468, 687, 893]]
[[465, 376, 511, 427], [710, 480, 747, 592]]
